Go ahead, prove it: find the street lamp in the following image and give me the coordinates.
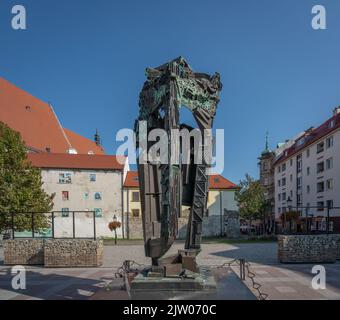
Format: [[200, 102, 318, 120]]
[[287, 197, 293, 211], [113, 214, 117, 222]]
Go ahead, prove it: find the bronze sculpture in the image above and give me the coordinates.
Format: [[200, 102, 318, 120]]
[[135, 57, 222, 275]]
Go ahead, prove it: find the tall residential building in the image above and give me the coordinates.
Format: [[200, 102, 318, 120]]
[[274, 107, 340, 232]]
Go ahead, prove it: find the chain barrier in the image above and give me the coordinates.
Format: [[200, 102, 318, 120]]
[[114, 260, 147, 279], [217, 258, 269, 300], [114, 258, 269, 300]]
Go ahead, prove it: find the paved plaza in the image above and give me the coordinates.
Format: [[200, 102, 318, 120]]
[[0, 241, 339, 300]]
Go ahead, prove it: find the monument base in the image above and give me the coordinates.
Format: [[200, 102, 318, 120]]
[[131, 267, 216, 291]]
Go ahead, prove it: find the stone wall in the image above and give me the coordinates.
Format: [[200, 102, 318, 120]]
[[44, 239, 103, 267], [3, 239, 103, 267], [224, 210, 241, 239], [4, 239, 44, 265], [128, 217, 144, 239], [278, 234, 339, 263]]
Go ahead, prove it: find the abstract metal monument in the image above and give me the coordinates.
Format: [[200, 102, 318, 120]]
[[135, 57, 222, 277]]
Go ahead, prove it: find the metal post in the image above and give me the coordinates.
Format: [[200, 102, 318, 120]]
[[327, 206, 330, 234], [239, 259, 245, 280], [52, 212, 55, 238], [11, 212, 15, 239], [32, 213, 35, 238], [93, 211, 96, 240], [72, 211, 75, 239]]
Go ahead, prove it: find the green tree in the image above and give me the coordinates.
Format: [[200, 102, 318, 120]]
[[0, 122, 54, 234], [235, 174, 267, 229]]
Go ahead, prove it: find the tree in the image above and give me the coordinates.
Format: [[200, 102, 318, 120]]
[[0, 122, 54, 234], [235, 174, 267, 230]]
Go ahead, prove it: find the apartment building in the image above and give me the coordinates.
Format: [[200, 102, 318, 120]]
[[274, 107, 340, 231]]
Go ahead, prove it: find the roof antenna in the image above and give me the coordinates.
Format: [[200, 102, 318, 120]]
[[94, 129, 101, 146]]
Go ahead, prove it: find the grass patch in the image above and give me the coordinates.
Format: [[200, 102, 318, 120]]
[[202, 236, 277, 244]]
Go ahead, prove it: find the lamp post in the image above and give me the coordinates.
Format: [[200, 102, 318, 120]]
[[286, 197, 292, 233]]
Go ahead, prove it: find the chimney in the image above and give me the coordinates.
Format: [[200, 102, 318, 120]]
[[333, 106, 340, 116]]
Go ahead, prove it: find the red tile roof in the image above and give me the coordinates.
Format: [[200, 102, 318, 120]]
[[0, 77, 70, 153], [0, 77, 105, 154], [28, 153, 126, 171], [124, 171, 238, 190], [124, 171, 140, 188], [64, 128, 105, 155], [208, 174, 238, 190], [274, 110, 340, 166]]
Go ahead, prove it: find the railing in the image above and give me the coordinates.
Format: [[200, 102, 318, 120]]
[[280, 206, 340, 235], [1, 211, 97, 240]]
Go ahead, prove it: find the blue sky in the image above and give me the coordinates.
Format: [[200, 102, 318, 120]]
[[1, 0, 340, 184]]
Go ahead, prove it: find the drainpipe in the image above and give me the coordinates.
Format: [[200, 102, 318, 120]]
[[220, 191, 223, 237], [126, 190, 130, 239], [121, 171, 125, 239]]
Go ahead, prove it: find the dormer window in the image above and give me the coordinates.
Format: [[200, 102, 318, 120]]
[[68, 148, 78, 154]]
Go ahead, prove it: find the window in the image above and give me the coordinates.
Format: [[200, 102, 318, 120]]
[[297, 194, 302, 206], [282, 163, 286, 172], [264, 177, 269, 186], [282, 192, 286, 201], [317, 142, 324, 154], [328, 120, 335, 129], [94, 208, 102, 218], [290, 190, 293, 197], [307, 185, 310, 194], [290, 174, 293, 182], [59, 173, 72, 184], [132, 191, 140, 202], [307, 167, 310, 176], [326, 157, 333, 170], [326, 136, 333, 149], [282, 178, 286, 186], [317, 162, 324, 174], [278, 193, 281, 201], [94, 192, 102, 200], [296, 137, 305, 147], [263, 162, 268, 171], [326, 200, 334, 209], [61, 208, 69, 217], [132, 209, 140, 218], [278, 180, 281, 187], [297, 155, 302, 172], [84, 192, 89, 199], [326, 179, 333, 191], [297, 177, 302, 189], [278, 207, 281, 214], [306, 149, 310, 158], [317, 181, 324, 193], [90, 174, 96, 182], [278, 166, 281, 173], [62, 191, 69, 201], [290, 159, 293, 166], [317, 201, 324, 211]]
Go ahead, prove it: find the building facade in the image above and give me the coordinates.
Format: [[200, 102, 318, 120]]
[[274, 107, 340, 232], [28, 153, 129, 238]]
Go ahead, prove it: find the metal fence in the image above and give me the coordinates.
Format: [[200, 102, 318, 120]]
[[1, 211, 97, 240], [280, 206, 340, 235]]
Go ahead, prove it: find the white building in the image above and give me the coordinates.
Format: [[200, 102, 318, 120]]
[[28, 153, 129, 238], [274, 107, 340, 232]]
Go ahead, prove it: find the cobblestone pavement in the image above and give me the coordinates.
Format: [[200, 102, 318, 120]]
[[0, 241, 339, 300]]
